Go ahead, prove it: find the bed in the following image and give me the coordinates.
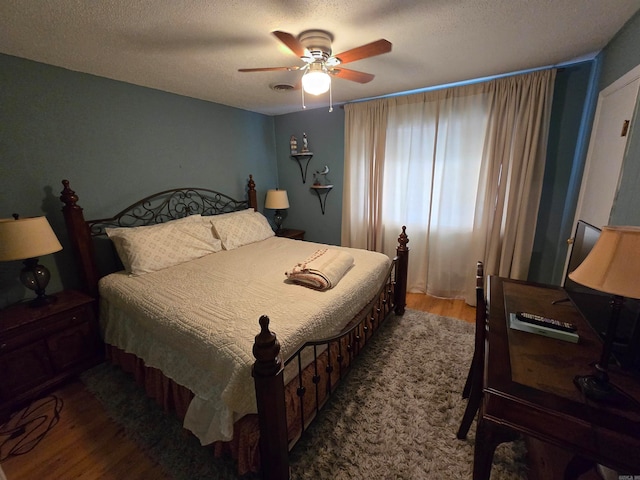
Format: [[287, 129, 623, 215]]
[[59, 175, 409, 479]]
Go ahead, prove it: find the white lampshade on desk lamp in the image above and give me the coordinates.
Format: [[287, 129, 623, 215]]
[[0, 215, 63, 307], [265, 190, 290, 233], [568, 225, 640, 400]]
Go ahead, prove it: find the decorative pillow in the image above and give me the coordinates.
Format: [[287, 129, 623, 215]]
[[209, 209, 275, 250], [105, 215, 222, 275]]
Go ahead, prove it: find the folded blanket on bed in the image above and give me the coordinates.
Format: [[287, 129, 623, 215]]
[[285, 248, 355, 290]]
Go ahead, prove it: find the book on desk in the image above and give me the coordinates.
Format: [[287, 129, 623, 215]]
[[509, 313, 579, 343]]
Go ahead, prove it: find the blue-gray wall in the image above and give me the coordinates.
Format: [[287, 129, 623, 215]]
[[602, 10, 640, 225], [529, 62, 599, 285], [0, 53, 278, 307], [273, 107, 345, 245]]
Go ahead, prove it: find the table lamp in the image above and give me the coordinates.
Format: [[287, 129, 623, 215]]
[[265, 189, 290, 233], [568, 225, 640, 400], [0, 215, 63, 307]]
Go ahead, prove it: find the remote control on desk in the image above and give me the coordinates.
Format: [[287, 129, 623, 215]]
[[515, 312, 577, 333]]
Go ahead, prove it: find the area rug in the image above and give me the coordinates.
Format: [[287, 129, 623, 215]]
[[80, 309, 527, 479]]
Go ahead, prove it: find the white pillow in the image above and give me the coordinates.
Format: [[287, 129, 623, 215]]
[[209, 209, 275, 250], [105, 214, 222, 275]]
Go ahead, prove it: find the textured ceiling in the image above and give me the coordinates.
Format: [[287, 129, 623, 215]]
[[2, 1, 640, 116]]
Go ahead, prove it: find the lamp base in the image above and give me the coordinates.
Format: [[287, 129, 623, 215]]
[[28, 293, 57, 308], [21, 258, 56, 308], [574, 374, 614, 401], [274, 210, 284, 233]]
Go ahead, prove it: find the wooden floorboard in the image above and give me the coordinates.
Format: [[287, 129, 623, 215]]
[[1, 381, 170, 480], [406, 292, 476, 324], [1, 293, 602, 479]]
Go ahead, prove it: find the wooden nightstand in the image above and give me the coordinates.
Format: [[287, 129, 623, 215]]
[[0, 290, 103, 421], [276, 228, 305, 240]]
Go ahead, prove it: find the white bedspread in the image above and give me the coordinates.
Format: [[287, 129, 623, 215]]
[[98, 236, 391, 444]]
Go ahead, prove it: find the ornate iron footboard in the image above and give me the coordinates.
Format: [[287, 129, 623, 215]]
[[253, 229, 408, 480]]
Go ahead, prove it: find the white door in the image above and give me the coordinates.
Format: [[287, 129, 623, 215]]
[[573, 70, 640, 230], [565, 66, 640, 279]]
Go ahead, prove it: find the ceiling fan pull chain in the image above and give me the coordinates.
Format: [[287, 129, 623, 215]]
[[301, 86, 306, 109], [329, 81, 333, 112]]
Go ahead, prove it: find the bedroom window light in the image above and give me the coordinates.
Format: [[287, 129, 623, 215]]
[[0, 214, 63, 307], [265, 189, 290, 233]]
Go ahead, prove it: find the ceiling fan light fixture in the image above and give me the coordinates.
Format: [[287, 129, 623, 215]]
[[302, 63, 331, 95]]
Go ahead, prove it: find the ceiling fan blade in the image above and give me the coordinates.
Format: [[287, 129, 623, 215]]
[[330, 68, 375, 84], [238, 66, 300, 72], [333, 39, 392, 65], [272, 31, 307, 57]]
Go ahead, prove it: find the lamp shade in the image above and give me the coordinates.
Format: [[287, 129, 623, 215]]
[[0, 216, 63, 261], [265, 190, 290, 210], [302, 63, 331, 95], [568, 225, 640, 299]]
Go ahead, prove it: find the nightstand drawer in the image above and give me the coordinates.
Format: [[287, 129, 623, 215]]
[[0, 305, 91, 352]]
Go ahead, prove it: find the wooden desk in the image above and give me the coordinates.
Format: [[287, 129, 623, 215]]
[[474, 277, 640, 479]]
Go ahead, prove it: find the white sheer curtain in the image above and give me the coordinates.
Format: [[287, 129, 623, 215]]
[[342, 70, 556, 301]]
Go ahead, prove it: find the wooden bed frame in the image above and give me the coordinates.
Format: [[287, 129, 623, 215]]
[[59, 175, 409, 480]]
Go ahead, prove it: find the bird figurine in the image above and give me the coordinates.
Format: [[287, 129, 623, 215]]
[[314, 165, 330, 185]]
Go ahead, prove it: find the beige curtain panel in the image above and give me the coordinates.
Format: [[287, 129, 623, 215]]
[[343, 69, 556, 303]]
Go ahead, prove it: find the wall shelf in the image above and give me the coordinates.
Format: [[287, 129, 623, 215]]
[[291, 152, 313, 183], [311, 184, 333, 215]]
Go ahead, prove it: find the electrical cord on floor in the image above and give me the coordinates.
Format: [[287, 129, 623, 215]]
[[0, 395, 63, 462]]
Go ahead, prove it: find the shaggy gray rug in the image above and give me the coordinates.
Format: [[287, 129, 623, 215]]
[[81, 309, 527, 479]]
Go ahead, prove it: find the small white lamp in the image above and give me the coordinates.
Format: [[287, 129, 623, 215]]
[[0, 215, 63, 307], [568, 225, 640, 400], [265, 190, 290, 233]]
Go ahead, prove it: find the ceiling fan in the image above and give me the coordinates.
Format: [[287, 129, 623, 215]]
[[239, 30, 392, 97]]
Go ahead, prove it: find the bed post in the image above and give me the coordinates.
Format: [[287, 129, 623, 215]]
[[394, 226, 409, 315], [252, 315, 290, 480], [60, 180, 100, 298], [248, 174, 258, 211]]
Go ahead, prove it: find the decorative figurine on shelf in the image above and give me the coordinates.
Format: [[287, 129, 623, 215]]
[[290, 135, 298, 155], [301, 132, 309, 153], [313, 165, 329, 186]]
